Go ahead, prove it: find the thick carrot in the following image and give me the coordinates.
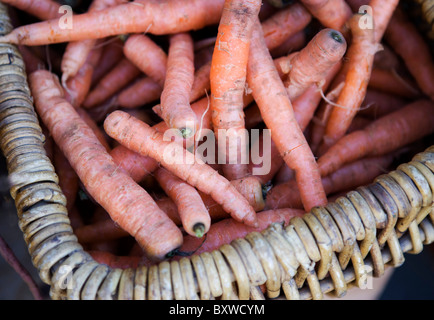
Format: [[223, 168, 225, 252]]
[[123, 34, 167, 88], [299, 0, 352, 31], [2, 0, 61, 21], [155, 167, 211, 238], [178, 208, 304, 256], [321, 14, 378, 151], [317, 100, 434, 177], [83, 57, 141, 108], [261, 2, 312, 51], [266, 154, 395, 209], [103, 110, 259, 228], [160, 32, 197, 139], [0, 0, 226, 45], [210, 0, 261, 180], [246, 17, 327, 212], [284, 28, 347, 101], [61, 0, 127, 85], [30, 70, 183, 261]]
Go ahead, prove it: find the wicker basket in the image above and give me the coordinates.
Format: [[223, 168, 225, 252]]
[[0, 1, 433, 300]]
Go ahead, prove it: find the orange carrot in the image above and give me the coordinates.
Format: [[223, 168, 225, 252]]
[[116, 77, 162, 109], [357, 89, 408, 119], [284, 28, 347, 101], [76, 108, 111, 152], [83, 57, 141, 108], [210, 0, 261, 180], [155, 167, 211, 238], [317, 100, 434, 177], [384, 8, 434, 100], [123, 34, 167, 88], [2, 0, 62, 21], [261, 2, 312, 51], [30, 70, 183, 261], [103, 110, 259, 228], [61, 0, 127, 85], [246, 18, 327, 212], [321, 13, 379, 151], [266, 154, 395, 209], [160, 32, 197, 139], [299, 0, 352, 31], [0, 0, 226, 45], [178, 208, 304, 256]]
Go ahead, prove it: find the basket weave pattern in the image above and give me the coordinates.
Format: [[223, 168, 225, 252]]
[[0, 2, 433, 300]]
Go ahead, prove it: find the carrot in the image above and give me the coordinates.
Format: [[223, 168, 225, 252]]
[[83, 57, 141, 108], [0, 0, 226, 45], [154, 167, 211, 238], [317, 100, 434, 177], [283, 28, 347, 101], [384, 8, 434, 100], [368, 68, 421, 99], [266, 154, 395, 209], [116, 77, 162, 109], [103, 110, 259, 228], [210, 0, 261, 181], [321, 13, 379, 151], [178, 208, 304, 256], [2, 0, 62, 21], [246, 17, 327, 212], [160, 32, 197, 139], [90, 38, 124, 86], [29, 70, 183, 261], [123, 34, 167, 88], [261, 2, 312, 51], [357, 89, 408, 119], [299, 0, 352, 31], [60, 0, 127, 85], [63, 44, 103, 108], [76, 108, 111, 152]]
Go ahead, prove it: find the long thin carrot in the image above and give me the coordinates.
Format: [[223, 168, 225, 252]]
[[266, 154, 395, 209], [317, 100, 434, 177], [155, 167, 211, 238], [178, 208, 304, 256], [321, 13, 378, 151], [2, 0, 61, 21], [246, 17, 327, 212], [60, 0, 127, 85], [384, 8, 434, 100], [284, 28, 347, 101], [299, 0, 352, 31], [103, 110, 259, 228], [123, 33, 167, 88], [210, 0, 261, 181], [116, 77, 162, 109], [0, 0, 226, 45], [30, 70, 183, 261], [159, 32, 198, 139], [83, 57, 141, 108]]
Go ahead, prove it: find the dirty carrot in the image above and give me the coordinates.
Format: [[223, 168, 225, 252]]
[[123, 33, 167, 88], [299, 0, 352, 31], [266, 154, 395, 209], [178, 208, 304, 256], [317, 100, 434, 177], [321, 14, 379, 151], [103, 110, 259, 228], [2, 0, 61, 21], [0, 0, 226, 45], [155, 167, 211, 238], [60, 0, 127, 85], [210, 0, 261, 180], [160, 32, 197, 139], [30, 70, 183, 261], [83, 57, 141, 108], [284, 28, 347, 101], [247, 17, 327, 212]]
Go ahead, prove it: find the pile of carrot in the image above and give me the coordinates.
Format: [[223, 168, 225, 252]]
[[5, 0, 434, 273]]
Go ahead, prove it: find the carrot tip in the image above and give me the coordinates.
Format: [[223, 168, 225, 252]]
[[180, 127, 194, 139], [193, 223, 206, 238], [329, 30, 344, 44]]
